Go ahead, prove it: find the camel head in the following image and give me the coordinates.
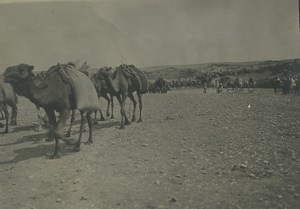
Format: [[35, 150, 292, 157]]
[[97, 66, 112, 79], [4, 64, 35, 96]]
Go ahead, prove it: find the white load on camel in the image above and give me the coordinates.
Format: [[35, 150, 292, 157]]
[[58, 64, 100, 111], [45, 63, 100, 112]]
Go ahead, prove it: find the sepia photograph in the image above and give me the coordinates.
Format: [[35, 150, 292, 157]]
[[0, 0, 300, 208]]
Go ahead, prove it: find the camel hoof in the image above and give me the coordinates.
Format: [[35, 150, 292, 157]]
[[85, 140, 93, 145], [106, 112, 110, 117], [0, 123, 4, 128], [124, 121, 131, 125], [73, 146, 80, 152], [2, 130, 8, 134], [111, 116, 114, 119], [65, 132, 71, 138], [119, 126, 125, 129], [64, 139, 74, 146], [35, 127, 42, 132], [137, 119, 143, 123], [93, 121, 98, 125], [45, 138, 54, 142], [49, 153, 62, 159], [100, 118, 105, 121], [131, 117, 136, 123]]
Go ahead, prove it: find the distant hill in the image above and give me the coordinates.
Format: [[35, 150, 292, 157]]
[[2, 58, 299, 89], [141, 58, 300, 82]]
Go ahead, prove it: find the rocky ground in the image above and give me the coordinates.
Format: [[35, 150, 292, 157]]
[[0, 88, 299, 209]]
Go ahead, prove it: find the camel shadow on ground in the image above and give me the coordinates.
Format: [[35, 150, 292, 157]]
[[92, 120, 120, 131], [0, 132, 46, 147], [0, 120, 121, 165], [12, 124, 41, 133], [0, 143, 74, 165], [68, 120, 120, 135]]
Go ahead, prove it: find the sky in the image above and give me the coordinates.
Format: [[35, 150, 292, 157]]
[[0, 0, 299, 71]]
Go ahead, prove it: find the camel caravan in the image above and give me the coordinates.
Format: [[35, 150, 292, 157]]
[[1, 61, 149, 159]]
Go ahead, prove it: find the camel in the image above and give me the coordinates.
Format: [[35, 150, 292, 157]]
[[97, 64, 148, 128], [4, 63, 100, 158], [90, 72, 114, 122], [31, 64, 113, 137]]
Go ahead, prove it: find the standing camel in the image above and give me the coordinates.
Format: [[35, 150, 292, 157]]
[[97, 64, 148, 129], [90, 71, 114, 122], [31, 63, 113, 136], [4, 63, 100, 158]]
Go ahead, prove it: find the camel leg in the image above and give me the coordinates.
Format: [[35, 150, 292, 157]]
[[66, 110, 75, 137], [116, 95, 124, 129], [2, 105, 9, 134], [51, 109, 71, 158], [99, 109, 105, 121], [10, 104, 17, 125], [137, 93, 143, 122], [85, 112, 93, 145], [73, 111, 87, 152], [122, 93, 130, 126], [44, 109, 59, 158], [93, 110, 98, 125], [36, 105, 43, 131], [102, 93, 111, 117], [110, 95, 114, 119], [94, 110, 97, 121], [116, 94, 130, 128], [128, 94, 137, 122]]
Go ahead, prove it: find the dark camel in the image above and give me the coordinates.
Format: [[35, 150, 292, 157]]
[[90, 71, 114, 122], [4, 63, 100, 158], [97, 64, 148, 129]]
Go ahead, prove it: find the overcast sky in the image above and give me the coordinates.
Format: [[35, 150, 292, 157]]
[[0, 0, 299, 71]]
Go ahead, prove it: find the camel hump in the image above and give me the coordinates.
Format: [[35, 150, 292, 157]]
[[119, 64, 149, 94]]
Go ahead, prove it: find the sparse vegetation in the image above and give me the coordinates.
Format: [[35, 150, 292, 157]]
[[142, 58, 300, 87]]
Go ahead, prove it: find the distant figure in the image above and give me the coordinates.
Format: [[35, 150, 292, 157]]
[[249, 77, 254, 84], [203, 81, 207, 93], [248, 77, 255, 91], [272, 77, 282, 94], [216, 80, 223, 93]]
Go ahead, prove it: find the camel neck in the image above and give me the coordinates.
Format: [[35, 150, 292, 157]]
[[104, 71, 120, 93], [21, 77, 45, 107]]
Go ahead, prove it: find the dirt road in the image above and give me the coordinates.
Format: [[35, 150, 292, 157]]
[[0, 88, 299, 209]]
